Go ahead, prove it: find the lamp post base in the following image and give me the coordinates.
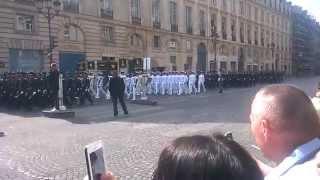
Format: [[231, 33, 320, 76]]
[[42, 109, 75, 119]]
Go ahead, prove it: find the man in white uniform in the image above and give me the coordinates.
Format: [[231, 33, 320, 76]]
[[198, 72, 206, 93], [95, 73, 107, 99], [188, 72, 197, 95], [160, 73, 167, 96]]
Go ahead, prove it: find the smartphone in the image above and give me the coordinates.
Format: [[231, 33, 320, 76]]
[[85, 140, 106, 180]]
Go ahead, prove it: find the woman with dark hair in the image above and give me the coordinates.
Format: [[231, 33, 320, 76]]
[[101, 133, 263, 180], [152, 133, 263, 180]]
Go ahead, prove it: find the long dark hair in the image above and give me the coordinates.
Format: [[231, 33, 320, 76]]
[[152, 133, 263, 180]]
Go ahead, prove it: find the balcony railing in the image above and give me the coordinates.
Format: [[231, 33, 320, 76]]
[[171, 24, 178, 32], [153, 21, 161, 29], [101, 9, 113, 19], [132, 16, 141, 25]]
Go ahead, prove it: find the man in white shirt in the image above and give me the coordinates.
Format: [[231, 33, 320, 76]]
[[250, 85, 320, 180], [188, 72, 197, 95], [197, 72, 206, 93]]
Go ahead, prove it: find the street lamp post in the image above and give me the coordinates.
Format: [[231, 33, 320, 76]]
[[211, 24, 219, 72], [34, 0, 61, 66]]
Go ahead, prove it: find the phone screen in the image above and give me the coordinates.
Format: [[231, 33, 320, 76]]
[[85, 141, 106, 180]]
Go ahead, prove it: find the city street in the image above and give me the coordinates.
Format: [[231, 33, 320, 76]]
[[0, 77, 319, 180]]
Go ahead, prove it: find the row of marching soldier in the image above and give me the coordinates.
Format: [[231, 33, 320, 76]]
[[0, 68, 285, 110]]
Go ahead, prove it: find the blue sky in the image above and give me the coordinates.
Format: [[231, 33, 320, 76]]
[[288, 0, 320, 22]]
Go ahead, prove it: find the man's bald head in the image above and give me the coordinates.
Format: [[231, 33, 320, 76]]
[[251, 85, 320, 132]]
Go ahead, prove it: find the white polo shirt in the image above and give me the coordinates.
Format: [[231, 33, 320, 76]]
[[265, 138, 320, 180]]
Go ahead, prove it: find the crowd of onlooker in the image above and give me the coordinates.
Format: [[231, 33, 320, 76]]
[[99, 84, 320, 180]]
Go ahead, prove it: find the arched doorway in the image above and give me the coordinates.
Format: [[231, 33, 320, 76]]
[[197, 43, 207, 72]]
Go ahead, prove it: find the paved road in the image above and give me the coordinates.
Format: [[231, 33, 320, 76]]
[[0, 77, 319, 180]]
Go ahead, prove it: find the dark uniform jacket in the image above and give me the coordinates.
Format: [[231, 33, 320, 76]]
[[48, 69, 59, 92], [109, 77, 125, 97]]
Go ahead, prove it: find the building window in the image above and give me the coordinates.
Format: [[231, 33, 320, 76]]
[[247, 24, 252, 44], [261, 10, 264, 23], [185, 6, 192, 34], [211, 14, 217, 29], [64, 25, 83, 41], [16, 15, 33, 33], [232, 0, 236, 12], [254, 7, 259, 21], [212, 0, 216, 6], [153, 35, 160, 48], [152, 0, 161, 28], [168, 40, 177, 49], [266, 30, 270, 45], [185, 56, 192, 71], [186, 40, 192, 50], [131, 0, 141, 24], [130, 34, 142, 47], [254, 26, 258, 45], [247, 4, 252, 18], [220, 62, 227, 72], [63, 0, 79, 13], [240, 22, 244, 43], [170, 1, 178, 32], [272, 15, 275, 26], [199, 10, 206, 36], [170, 56, 177, 71], [231, 62, 236, 72], [222, 0, 227, 10], [222, 16, 227, 40], [101, 0, 113, 18], [104, 26, 113, 42], [240, 1, 245, 16], [231, 19, 236, 41], [261, 29, 265, 47]]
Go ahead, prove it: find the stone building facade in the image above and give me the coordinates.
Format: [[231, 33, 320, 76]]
[[0, 0, 293, 74]]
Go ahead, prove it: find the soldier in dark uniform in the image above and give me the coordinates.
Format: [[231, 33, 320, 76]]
[[48, 63, 60, 110], [217, 70, 224, 93], [109, 71, 128, 117]]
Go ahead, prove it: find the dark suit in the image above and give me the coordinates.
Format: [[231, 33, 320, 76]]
[[48, 69, 59, 109], [109, 76, 128, 116]]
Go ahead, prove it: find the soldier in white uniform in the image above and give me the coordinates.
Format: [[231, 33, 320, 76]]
[[198, 72, 206, 93], [188, 72, 197, 95], [130, 74, 138, 100], [167, 72, 173, 96], [160, 73, 167, 96], [154, 72, 161, 95], [88, 73, 97, 97], [95, 73, 108, 99]]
